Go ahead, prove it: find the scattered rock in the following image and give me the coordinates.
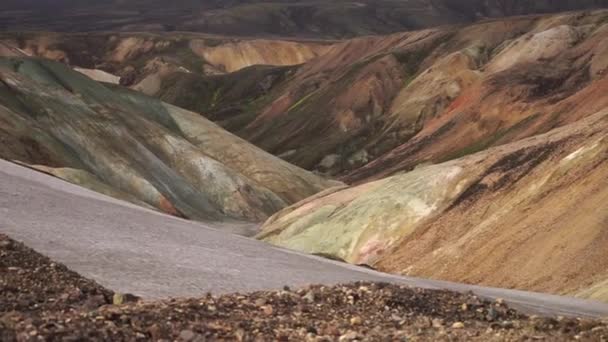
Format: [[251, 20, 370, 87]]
[[338, 330, 359, 341], [179, 329, 196, 341], [113, 292, 140, 305], [302, 291, 315, 303], [261, 305, 274, 316], [452, 322, 465, 329], [349, 316, 362, 325]]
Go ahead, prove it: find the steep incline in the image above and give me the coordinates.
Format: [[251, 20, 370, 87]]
[[0, 57, 337, 223]]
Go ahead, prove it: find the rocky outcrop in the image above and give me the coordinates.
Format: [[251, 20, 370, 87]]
[[0, 57, 337, 223]]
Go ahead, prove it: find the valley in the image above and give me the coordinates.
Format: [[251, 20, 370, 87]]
[[0, 2, 607, 339]]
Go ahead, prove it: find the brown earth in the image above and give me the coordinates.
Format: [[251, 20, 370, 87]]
[[2, 234, 607, 341]]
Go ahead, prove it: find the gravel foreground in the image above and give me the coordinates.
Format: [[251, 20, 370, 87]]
[[1, 234, 607, 341]]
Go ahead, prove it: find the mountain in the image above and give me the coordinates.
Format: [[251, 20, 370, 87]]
[[251, 9, 608, 301], [0, 57, 337, 224], [5, 9, 608, 180], [1, 1, 608, 38], [258, 88, 608, 303]]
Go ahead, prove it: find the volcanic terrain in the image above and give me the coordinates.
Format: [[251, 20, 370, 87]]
[[0, 2, 608, 338]]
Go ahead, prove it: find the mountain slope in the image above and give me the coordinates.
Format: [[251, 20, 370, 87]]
[[1, 1, 608, 38], [258, 107, 608, 302], [0, 57, 338, 223], [222, 10, 608, 178]]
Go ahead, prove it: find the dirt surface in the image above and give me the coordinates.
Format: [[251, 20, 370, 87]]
[[1, 235, 607, 341]]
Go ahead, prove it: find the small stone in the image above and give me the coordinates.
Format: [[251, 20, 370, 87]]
[[461, 303, 468, 311], [432, 319, 444, 328], [338, 331, 359, 341], [302, 291, 315, 303], [391, 314, 403, 322], [113, 293, 125, 305], [255, 298, 267, 306], [486, 308, 498, 321], [261, 305, 274, 316], [179, 330, 195, 341], [305, 333, 317, 341], [83, 295, 107, 310], [350, 316, 362, 325], [495, 298, 505, 305], [452, 322, 465, 329], [501, 321, 514, 329], [148, 324, 162, 340], [235, 329, 246, 341], [324, 324, 340, 336]]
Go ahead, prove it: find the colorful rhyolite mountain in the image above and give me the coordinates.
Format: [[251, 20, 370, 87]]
[[0, 58, 338, 223], [255, 10, 608, 301]]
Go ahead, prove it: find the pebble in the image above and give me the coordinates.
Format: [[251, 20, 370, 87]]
[[338, 331, 359, 341], [255, 298, 267, 306], [432, 319, 444, 328], [261, 305, 274, 316], [302, 291, 316, 303], [350, 316, 362, 325], [391, 314, 403, 322], [501, 321, 514, 329], [452, 322, 465, 329], [179, 330, 195, 341]]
